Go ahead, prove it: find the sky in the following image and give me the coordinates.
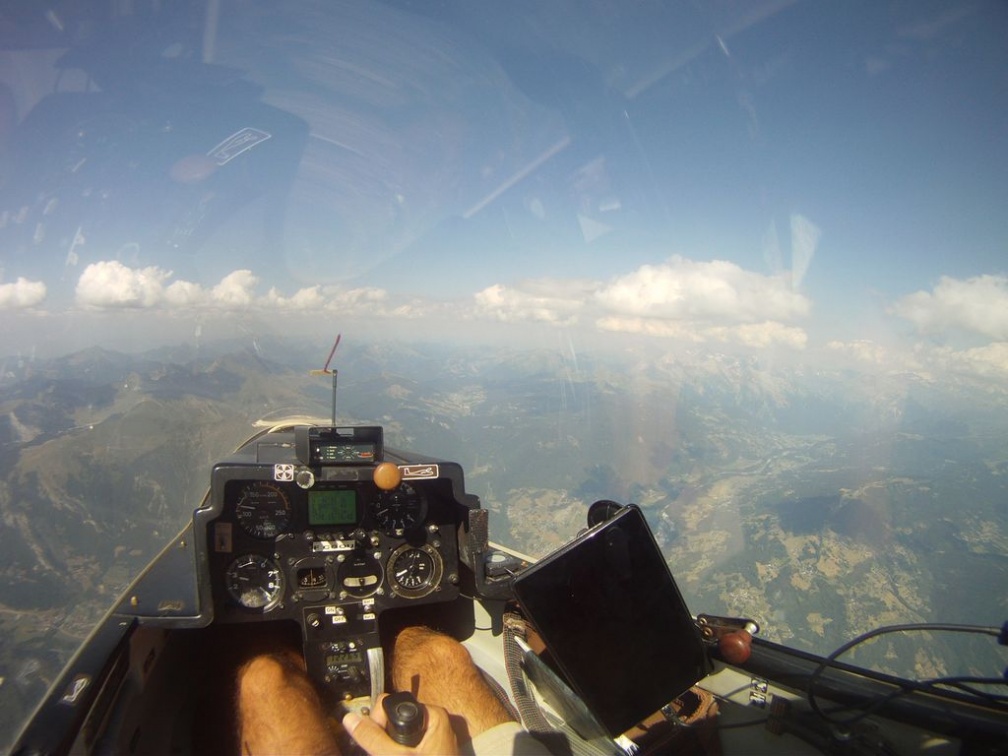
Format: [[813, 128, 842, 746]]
[[1, 0, 1006, 385]]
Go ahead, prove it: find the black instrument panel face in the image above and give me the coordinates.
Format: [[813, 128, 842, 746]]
[[226, 479, 365, 542], [208, 474, 459, 617], [201, 437, 468, 704]]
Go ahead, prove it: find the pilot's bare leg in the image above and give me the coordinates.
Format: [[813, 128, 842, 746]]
[[392, 626, 514, 745], [236, 651, 340, 755]]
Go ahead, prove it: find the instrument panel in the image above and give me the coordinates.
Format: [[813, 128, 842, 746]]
[[200, 439, 467, 703], [208, 476, 458, 614]]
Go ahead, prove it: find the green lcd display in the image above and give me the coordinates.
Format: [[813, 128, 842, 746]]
[[308, 489, 358, 526]]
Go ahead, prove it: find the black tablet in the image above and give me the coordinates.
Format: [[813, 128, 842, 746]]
[[512, 505, 710, 737]]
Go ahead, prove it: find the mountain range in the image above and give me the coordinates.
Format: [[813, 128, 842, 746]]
[[1, 338, 1006, 746]]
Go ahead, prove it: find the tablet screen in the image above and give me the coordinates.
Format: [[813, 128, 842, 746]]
[[512, 505, 710, 737]]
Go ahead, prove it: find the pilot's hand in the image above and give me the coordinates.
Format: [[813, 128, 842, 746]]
[[343, 694, 459, 756]]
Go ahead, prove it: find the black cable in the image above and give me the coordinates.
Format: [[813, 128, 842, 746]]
[[807, 622, 1003, 727], [932, 677, 1008, 706], [713, 716, 770, 730], [825, 674, 1008, 728]]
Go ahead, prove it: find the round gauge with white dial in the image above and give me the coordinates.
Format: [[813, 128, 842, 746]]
[[387, 543, 443, 599], [234, 481, 291, 539], [225, 554, 285, 611]]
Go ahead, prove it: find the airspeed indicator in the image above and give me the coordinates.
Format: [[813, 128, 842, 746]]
[[235, 481, 291, 538]]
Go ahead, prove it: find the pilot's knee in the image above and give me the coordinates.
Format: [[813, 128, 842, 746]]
[[394, 626, 473, 674], [237, 653, 303, 701]]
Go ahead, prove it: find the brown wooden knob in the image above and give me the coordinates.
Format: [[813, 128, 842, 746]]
[[718, 630, 752, 664]]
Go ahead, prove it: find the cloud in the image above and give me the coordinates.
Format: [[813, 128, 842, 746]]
[[910, 342, 1008, 383], [76, 261, 259, 310], [473, 280, 590, 324], [211, 270, 259, 307], [890, 275, 1008, 340], [337, 287, 388, 307], [0, 277, 47, 309], [470, 258, 810, 349], [75, 261, 388, 314], [163, 279, 207, 307], [827, 339, 889, 365], [710, 321, 807, 349], [264, 285, 328, 310], [597, 316, 806, 349], [594, 256, 810, 322], [72, 257, 811, 350], [950, 342, 1008, 378], [595, 316, 705, 341], [825, 337, 1008, 387], [76, 261, 171, 308]]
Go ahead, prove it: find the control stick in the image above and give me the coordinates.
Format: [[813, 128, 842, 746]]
[[383, 691, 425, 747]]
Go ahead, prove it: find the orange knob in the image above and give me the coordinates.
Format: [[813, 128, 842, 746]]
[[374, 462, 403, 491]]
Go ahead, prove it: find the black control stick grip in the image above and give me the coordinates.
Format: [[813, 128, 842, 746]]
[[383, 691, 425, 747]]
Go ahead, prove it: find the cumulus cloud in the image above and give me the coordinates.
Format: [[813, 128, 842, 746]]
[[264, 284, 388, 311], [891, 275, 1008, 340], [827, 339, 889, 365], [338, 287, 388, 307], [594, 257, 810, 322], [76, 261, 171, 308], [597, 316, 806, 349], [212, 270, 259, 307], [595, 316, 706, 341], [471, 257, 810, 349], [163, 279, 207, 307], [71, 256, 811, 351], [264, 285, 328, 310], [0, 277, 47, 309], [74, 260, 388, 314], [910, 342, 1008, 383], [826, 337, 1008, 387], [473, 280, 590, 324], [709, 321, 807, 349], [76, 261, 261, 310], [950, 342, 1008, 378]]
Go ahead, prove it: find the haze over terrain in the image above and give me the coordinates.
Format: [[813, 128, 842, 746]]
[[1, 2, 1007, 750], [1, 337, 1005, 747]]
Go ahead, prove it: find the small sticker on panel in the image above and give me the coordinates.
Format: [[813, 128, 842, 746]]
[[313, 539, 354, 553], [274, 464, 294, 481], [401, 464, 438, 479], [214, 522, 233, 553]]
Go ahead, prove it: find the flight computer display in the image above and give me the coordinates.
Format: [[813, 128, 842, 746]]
[[313, 441, 376, 464], [308, 489, 358, 526], [295, 426, 384, 466]]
